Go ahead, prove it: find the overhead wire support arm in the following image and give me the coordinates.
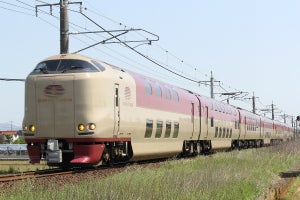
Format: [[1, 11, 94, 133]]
[[35, 1, 82, 16], [214, 91, 249, 104], [73, 30, 129, 54], [69, 28, 159, 46]]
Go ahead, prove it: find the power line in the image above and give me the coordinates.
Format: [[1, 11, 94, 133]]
[[0, 5, 34, 16], [0, 78, 25, 82]]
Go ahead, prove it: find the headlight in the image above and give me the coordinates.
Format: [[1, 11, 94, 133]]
[[78, 124, 85, 131], [88, 123, 96, 130], [29, 125, 36, 132], [23, 125, 28, 131]]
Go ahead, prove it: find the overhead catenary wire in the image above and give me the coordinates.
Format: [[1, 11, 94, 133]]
[[1, 1, 290, 120], [73, 10, 200, 83], [0, 78, 25, 82]]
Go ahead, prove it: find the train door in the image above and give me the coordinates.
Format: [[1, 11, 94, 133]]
[[243, 117, 247, 139], [260, 119, 263, 138], [204, 106, 209, 138], [191, 102, 195, 138], [113, 84, 120, 137], [238, 110, 242, 140]]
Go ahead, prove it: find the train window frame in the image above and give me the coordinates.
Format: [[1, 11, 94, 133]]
[[91, 60, 106, 71], [143, 79, 152, 95], [172, 89, 179, 102], [222, 128, 226, 138], [173, 122, 179, 138], [31, 59, 100, 74], [155, 120, 163, 138], [215, 127, 218, 138], [145, 119, 153, 138], [226, 128, 229, 138], [164, 121, 172, 138], [154, 83, 162, 97], [210, 117, 214, 127], [163, 86, 171, 100]]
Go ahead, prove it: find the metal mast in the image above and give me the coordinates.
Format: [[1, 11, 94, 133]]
[[252, 92, 256, 114], [210, 71, 214, 99], [60, 0, 69, 54]]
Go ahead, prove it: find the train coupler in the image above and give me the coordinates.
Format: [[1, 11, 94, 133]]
[[46, 139, 62, 163]]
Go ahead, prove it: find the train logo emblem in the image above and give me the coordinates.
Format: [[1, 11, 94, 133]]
[[44, 85, 65, 97], [124, 86, 131, 100]]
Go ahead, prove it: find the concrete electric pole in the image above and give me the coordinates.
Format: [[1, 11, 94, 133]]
[[60, 0, 69, 54]]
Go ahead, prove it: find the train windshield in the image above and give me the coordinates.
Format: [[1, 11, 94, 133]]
[[31, 59, 104, 74]]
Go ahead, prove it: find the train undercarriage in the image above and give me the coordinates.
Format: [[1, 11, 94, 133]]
[[26, 137, 286, 168], [26, 138, 133, 168]]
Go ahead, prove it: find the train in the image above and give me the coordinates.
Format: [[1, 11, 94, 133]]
[[22, 54, 294, 167]]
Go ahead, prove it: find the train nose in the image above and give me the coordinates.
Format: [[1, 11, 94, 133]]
[[35, 75, 75, 138]]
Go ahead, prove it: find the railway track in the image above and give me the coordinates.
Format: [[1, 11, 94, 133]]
[[0, 168, 77, 182], [0, 158, 165, 184]]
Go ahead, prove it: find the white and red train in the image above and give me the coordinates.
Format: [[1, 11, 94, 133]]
[[23, 54, 294, 167]]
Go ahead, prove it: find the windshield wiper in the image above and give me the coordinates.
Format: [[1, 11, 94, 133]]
[[36, 67, 48, 74]]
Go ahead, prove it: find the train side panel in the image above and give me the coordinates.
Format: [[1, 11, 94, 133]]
[[125, 73, 200, 160], [198, 96, 240, 150]]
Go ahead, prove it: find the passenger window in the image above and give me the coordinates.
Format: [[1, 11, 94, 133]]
[[219, 128, 222, 138], [145, 120, 153, 138], [155, 83, 162, 97], [215, 127, 218, 138], [165, 121, 171, 138], [172, 89, 179, 102], [173, 122, 179, 138], [143, 79, 152, 95], [155, 121, 163, 138], [226, 128, 229, 138], [163, 86, 171, 100]]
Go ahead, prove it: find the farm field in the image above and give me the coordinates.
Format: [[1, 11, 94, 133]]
[[1, 140, 300, 200]]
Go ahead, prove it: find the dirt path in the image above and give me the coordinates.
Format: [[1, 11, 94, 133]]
[[261, 168, 300, 199]]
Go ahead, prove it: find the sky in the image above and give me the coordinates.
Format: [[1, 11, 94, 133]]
[[1, 0, 300, 127]]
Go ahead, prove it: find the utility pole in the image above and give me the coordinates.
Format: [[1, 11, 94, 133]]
[[252, 92, 256, 114], [260, 102, 278, 120], [210, 71, 214, 99], [271, 103, 274, 120], [36, 1, 82, 54], [60, 0, 69, 54], [199, 71, 220, 99]]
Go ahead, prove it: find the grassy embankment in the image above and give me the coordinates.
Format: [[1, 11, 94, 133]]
[[2, 140, 300, 200]]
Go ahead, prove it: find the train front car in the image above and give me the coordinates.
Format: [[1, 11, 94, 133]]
[[23, 54, 133, 167]]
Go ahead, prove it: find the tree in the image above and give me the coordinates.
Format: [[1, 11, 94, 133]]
[[13, 136, 26, 144]]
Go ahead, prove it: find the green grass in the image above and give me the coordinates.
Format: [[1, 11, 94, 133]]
[[2, 141, 300, 200]]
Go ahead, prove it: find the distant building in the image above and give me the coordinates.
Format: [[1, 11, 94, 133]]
[[0, 131, 19, 143]]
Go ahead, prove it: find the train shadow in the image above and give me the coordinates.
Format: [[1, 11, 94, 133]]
[[280, 170, 300, 178]]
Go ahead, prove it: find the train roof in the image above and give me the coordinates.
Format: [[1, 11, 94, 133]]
[[42, 54, 93, 62]]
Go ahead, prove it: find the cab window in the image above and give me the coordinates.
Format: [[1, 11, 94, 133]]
[[31, 59, 100, 74]]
